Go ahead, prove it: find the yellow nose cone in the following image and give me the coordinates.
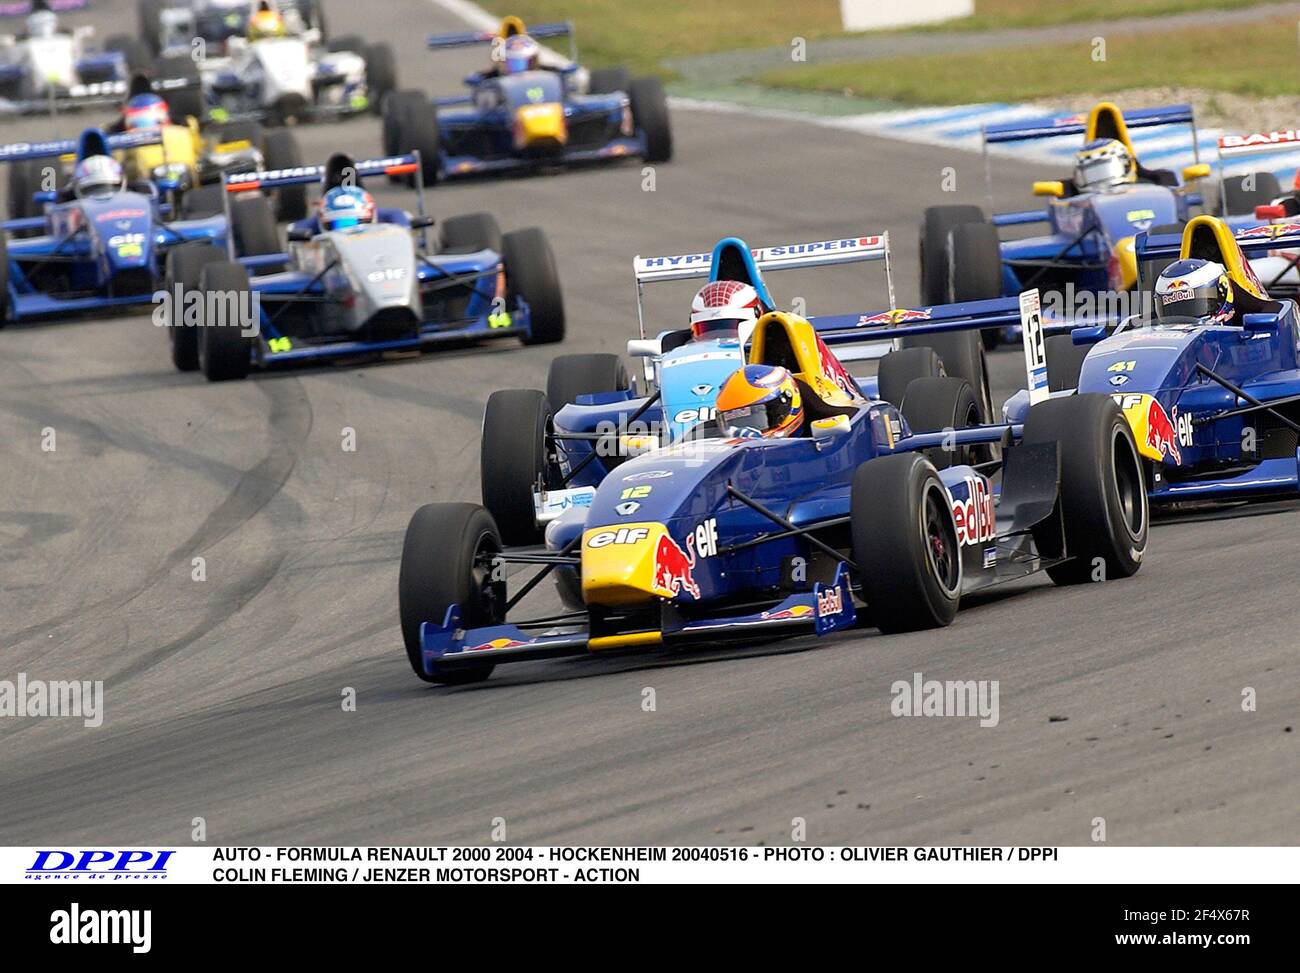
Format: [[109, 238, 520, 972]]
[[514, 103, 567, 149], [581, 523, 683, 606]]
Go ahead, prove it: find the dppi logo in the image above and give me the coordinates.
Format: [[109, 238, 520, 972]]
[[27, 850, 174, 881]]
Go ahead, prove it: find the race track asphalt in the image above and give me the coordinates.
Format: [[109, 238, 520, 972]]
[[0, 0, 1294, 847]]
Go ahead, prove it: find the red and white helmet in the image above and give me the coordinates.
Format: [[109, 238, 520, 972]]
[[689, 279, 762, 339]]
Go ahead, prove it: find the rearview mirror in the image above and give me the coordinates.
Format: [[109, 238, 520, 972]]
[[1032, 181, 1065, 198], [626, 338, 661, 358], [811, 414, 852, 445], [1255, 204, 1287, 220], [1070, 325, 1107, 345], [286, 227, 313, 242], [1242, 313, 1277, 332], [1182, 163, 1211, 182], [409, 215, 436, 229]]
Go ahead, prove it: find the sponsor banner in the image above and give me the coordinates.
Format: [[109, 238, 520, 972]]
[[0, 846, 1295, 884]]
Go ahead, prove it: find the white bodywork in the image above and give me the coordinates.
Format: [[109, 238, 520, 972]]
[[0, 25, 98, 99], [202, 35, 366, 113]]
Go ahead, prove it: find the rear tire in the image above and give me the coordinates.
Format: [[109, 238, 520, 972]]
[[164, 242, 225, 371], [363, 43, 397, 114], [547, 353, 630, 410], [629, 77, 672, 163], [481, 389, 555, 546], [1220, 171, 1282, 216], [899, 327, 992, 426], [399, 503, 502, 685], [949, 220, 1004, 349], [196, 261, 255, 382], [504, 227, 565, 345], [138, 0, 166, 54], [898, 377, 981, 470], [386, 91, 440, 184], [153, 53, 204, 122], [851, 453, 961, 633], [261, 129, 307, 222], [876, 346, 943, 407], [1021, 394, 1148, 584], [588, 67, 630, 94], [920, 204, 985, 305], [7, 158, 46, 236], [229, 192, 281, 258], [104, 35, 151, 75], [1045, 333, 1092, 392], [180, 183, 224, 220], [438, 212, 502, 255]]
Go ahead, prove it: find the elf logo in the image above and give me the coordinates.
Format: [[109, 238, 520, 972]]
[[952, 476, 995, 546], [587, 527, 651, 548]]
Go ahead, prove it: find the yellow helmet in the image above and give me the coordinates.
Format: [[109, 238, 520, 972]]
[[248, 9, 286, 40], [1074, 138, 1136, 193]]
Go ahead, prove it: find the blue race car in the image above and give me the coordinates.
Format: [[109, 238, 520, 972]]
[[481, 233, 902, 546], [166, 150, 564, 380], [382, 15, 670, 185], [919, 102, 1219, 337], [1010, 214, 1300, 505], [0, 126, 261, 325], [398, 248, 1148, 684]]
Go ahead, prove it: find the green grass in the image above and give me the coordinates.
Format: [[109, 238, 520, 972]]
[[757, 16, 1300, 104], [487, 1, 844, 76], [926, 0, 1283, 31]]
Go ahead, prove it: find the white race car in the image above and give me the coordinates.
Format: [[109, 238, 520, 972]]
[[0, 5, 148, 111], [151, 2, 393, 124]]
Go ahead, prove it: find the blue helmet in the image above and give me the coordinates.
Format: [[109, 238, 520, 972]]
[[318, 185, 375, 231], [502, 34, 540, 74]]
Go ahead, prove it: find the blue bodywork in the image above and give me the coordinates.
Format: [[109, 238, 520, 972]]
[[1003, 220, 1300, 503], [416, 243, 1074, 679], [1, 128, 225, 322]]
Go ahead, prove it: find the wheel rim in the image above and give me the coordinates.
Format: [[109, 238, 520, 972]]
[[921, 482, 961, 595], [470, 530, 506, 625], [1111, 426, 1147, 540]]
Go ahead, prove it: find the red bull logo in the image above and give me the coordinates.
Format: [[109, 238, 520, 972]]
[[1236, 222, 1300, 240], [762, 604, 814, 621], [858, 308, 932, 326], [653, 534, 700, 600], [1145, 399, 1182, 465], [816, 587, 843, 617], [815, 335, 860, 398], [466, 637, 528, 653]]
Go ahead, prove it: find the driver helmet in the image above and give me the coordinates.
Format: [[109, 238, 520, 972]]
[[72, 154, 125, 199], [248, 8, 286, 40], [715, 364, 804, 439], [123, 93, 170, 131], [1154, 258, 1234, 323], [501, 33, 540, 74], [26, 10, 58, 39], [689, 279, 762, 339], [1074, 138, 1137, 193], [318, 185, 375, 231]]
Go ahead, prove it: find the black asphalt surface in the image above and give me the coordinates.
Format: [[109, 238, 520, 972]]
[[0, 0, 1294, 846]]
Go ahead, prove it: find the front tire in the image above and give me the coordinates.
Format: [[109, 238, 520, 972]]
[[399, 503, 503, 685], [164, 242, 225, 371], [480, 389, 555, 546], [919, 204, 984, 305], [261, 129, 307, 222], [852, 453, 961, 633], [438, 212, 502, 255], [1022, 394, 1148, 584], [363, 43, 397, 114], [898, 376, 982, 470], [196, 261, 255, 382]]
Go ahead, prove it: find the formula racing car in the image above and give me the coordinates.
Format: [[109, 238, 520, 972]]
[[398, 249, 1149, 684], [165, 150, 564, 379], [0, 126, 283, 325], [1024, 214, 1300, 505], [383, 15, 670, 184]]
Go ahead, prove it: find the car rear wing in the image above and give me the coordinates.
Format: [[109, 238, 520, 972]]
[[812, 291, 1051, 403], [980, 103, 1198, 212], [0, 0, 86, 13], [220, 152, 429, 258], [0, 127, 162, 163], [1136, 221, 1300, 264], [0, 73, 202, 117], [631, 234, 896, 340], [427, 20, 577, 63], [1213, 129, 1300, 216]]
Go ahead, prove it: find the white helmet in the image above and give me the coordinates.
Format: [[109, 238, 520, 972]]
[[72, 155, 125, 199], [1154, 258, 1233, 322], [689, 279, 761, 339]]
